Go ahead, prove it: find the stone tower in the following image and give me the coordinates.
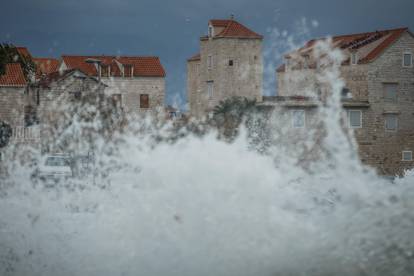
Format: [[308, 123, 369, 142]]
[[187, 17, 263, 117]]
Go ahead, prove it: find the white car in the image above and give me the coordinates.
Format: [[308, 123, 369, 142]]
[[33, 154, 73, 184]]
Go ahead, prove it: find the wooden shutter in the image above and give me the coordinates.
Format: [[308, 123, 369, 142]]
[[140, 94, 149, 108]]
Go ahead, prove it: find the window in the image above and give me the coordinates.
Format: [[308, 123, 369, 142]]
[[140, 94, 149, 108], [303, 55, 309, 69], [384, 83, 398, 101], [101, 65, 109, 77], [196, 63, 200, 75], [208, 55, 213, 69], [207, 81, 214, 99], [292, 110, 305, 128], [36, 90, 40, 106], [74, 91, 82, 100], [124, 65, 133, 77], [341, 88, 351, 99], [350, 52, 358, 65], [228, 60, 233, 66], [385, 114, 398, 131], [208, 26, 213, 37], [348, 110, 362, 128], [402, 151, 413, 161], [403, 52, 412, 67]]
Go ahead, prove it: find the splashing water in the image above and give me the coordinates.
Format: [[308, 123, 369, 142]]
[[1, 25, 414, 276]]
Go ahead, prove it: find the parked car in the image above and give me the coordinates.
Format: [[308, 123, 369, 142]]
[[31, 154, 73, 185]]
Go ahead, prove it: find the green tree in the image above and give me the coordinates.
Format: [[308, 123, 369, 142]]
[[0, 43, 36, 80], [210, 96, 258, 140]]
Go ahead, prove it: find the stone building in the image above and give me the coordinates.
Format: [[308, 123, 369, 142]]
[[275, 27, 414, 175], [59, 55, 166, 118], [187, 17, 263, 118], [27, 69, 113, 152], [0, 63, 27, 128]]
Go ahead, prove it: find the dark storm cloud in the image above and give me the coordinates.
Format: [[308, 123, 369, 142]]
[[1, 0, 413, 107]]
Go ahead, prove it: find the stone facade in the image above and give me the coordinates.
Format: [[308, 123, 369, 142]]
[[276, 29, 414, 175], [59, 56, 166, 119], [187, 18, 263, 118], [28, 70, 110, 152], [101, 76, 165, 117], [0, 86, 26, 128]]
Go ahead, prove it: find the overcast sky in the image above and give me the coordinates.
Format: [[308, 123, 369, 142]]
[[1, 0, 413, 109]]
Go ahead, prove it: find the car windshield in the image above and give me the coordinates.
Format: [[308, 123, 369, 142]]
[[45, 156, 70, 167]]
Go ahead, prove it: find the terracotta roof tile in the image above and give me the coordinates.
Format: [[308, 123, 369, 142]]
[[33, 58, 60, 76], [118, 56, 166, 77], [16, 47, 32, 58], [209, 19, 262, 39], [278, 27, 410, 72], [0, 63, 27, 87], [62, 55, 165, 77]]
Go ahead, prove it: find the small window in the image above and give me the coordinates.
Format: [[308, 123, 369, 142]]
[[36, 90, 40, 106], [101, 65, 109, 77], [196, 63, 200, 75], [341, 88, 351, 99], [384, 83, 398, 101], [285, 57, 291, 70], [402, 151, 413, 161], [208, 26, 213, 37], [74, 91, 82, 100], [207, 81, 214, 99], [228, 60, 233, 66], [348, 110, 362, 128], [140, 94, 149, 108], [403, 52, 412, 67], [350, 52, 358, 65], [208, 55, 213, 69], [303, 55, 309, 69], [385, 114, 398, 131], [292, 110, 305, 128], [124, 65, 133, 77]]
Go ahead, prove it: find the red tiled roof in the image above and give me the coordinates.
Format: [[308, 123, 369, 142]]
[[277, 27, 410, 72], [16, 47, 32, 58], [209, 19, 263, 39], [187, 53, 201, 61], [210, 20, 232, 28], [33, 58, 60, 76], [118, 57, 166, 77], [61, 55, 165, 77], [0, 63, 27, 87]]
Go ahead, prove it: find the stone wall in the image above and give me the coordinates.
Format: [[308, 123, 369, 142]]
[[276, 31, 414, 175], [102, 77, 165, 116], [358, 31, 414, 175], [0, 87, 26, 127]]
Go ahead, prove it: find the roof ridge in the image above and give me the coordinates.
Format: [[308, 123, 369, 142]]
[[62, 55, 159, 58], [309, 27, 408, 42]]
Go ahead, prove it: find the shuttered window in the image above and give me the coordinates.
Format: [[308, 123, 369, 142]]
[[140, 94, 149, 108]]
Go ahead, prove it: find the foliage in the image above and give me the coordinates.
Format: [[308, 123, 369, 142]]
[[0, 43, 36, 81], [0, 121, 12, 148], [210, 96, 258, 140]]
